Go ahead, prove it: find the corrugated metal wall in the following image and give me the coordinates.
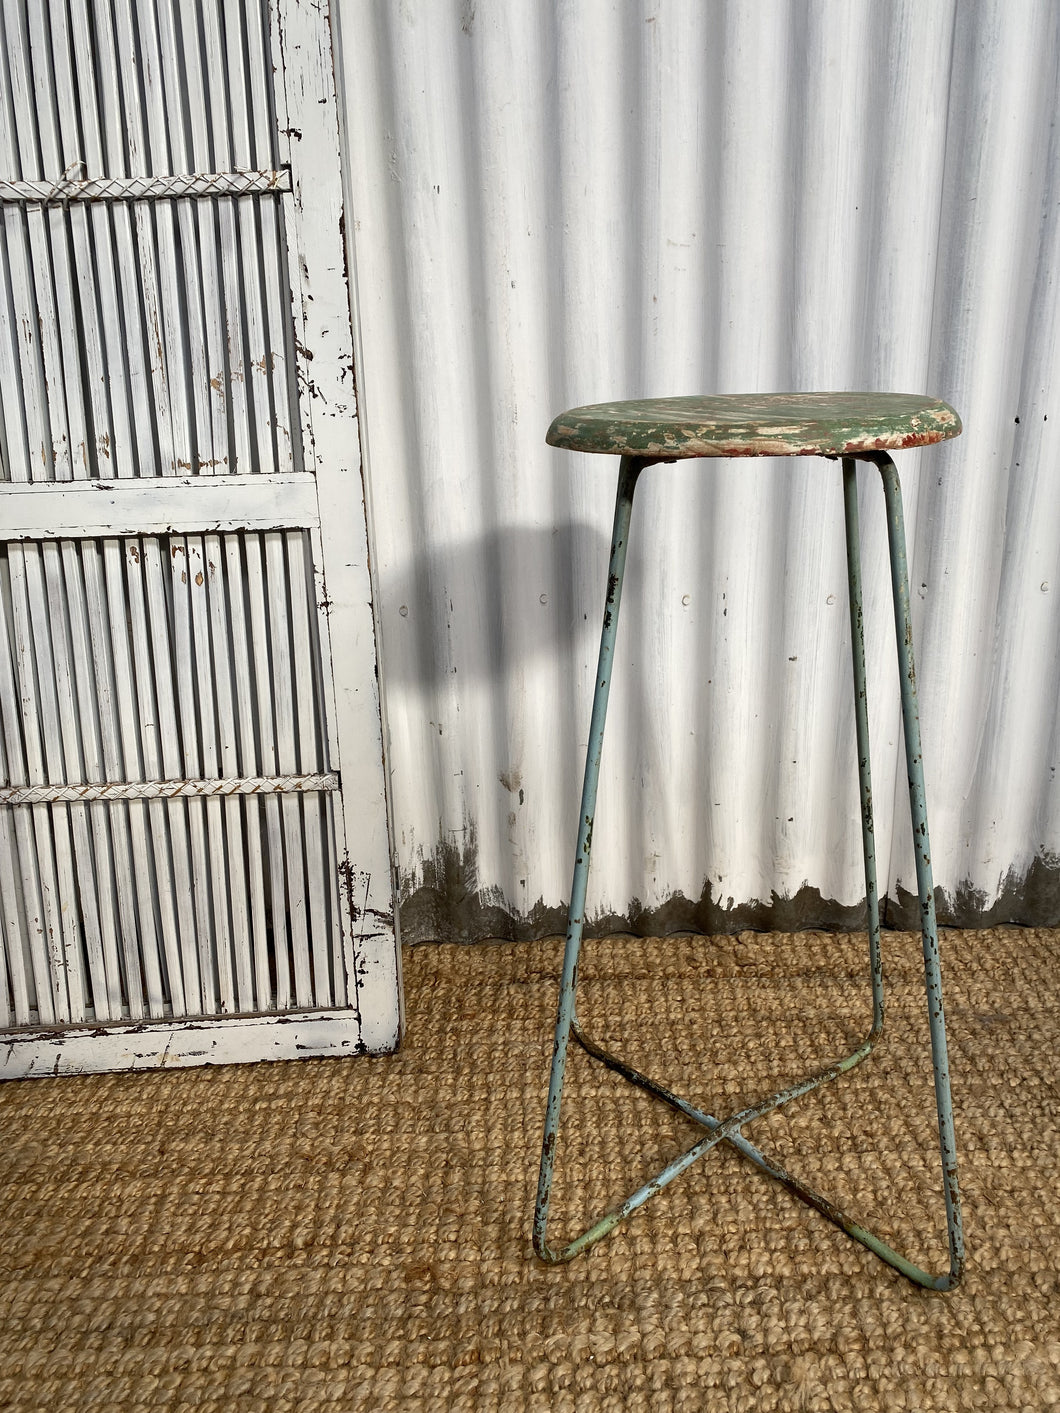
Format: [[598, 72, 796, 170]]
[[337, 0, 1060, 942]]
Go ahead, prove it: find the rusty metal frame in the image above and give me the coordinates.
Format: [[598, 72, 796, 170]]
[[533, 451, 965, 1290]]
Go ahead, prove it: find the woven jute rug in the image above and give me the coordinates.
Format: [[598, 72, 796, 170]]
[[1, 926, 1058, 1412]]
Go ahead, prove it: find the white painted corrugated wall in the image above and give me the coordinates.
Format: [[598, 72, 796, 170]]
[[337, 0, 1060, 941]]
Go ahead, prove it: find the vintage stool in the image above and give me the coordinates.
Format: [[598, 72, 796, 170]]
[[534, 393, 964, 1289]]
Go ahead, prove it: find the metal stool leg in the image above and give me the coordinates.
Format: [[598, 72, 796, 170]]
[[533, 451, 964, 1289], [870, 450, 965, 1287], [842, 459, 885, 1043], [534, 454, 645, 1261]]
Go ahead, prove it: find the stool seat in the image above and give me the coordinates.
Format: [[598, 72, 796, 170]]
[[546, 392, 961, 460]]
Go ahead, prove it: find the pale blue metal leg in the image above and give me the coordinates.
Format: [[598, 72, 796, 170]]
[[871, 450, 965, 1288], [534, 455, 644, 1260], [534, 451, 964, 1290], [842, 459, 884, 1039]]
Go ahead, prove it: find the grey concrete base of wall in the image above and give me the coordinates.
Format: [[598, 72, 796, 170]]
[[398, 846, 1060, 945]]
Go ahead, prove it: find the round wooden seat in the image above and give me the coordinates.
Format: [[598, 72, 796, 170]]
[[546, 392, 961, 460]]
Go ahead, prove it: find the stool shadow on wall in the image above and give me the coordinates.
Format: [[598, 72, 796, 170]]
[[377, 520, 614, 943], [377, 521, 610, 690]]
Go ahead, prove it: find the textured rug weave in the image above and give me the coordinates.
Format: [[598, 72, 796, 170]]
[[1, 926, 1058, 1412]]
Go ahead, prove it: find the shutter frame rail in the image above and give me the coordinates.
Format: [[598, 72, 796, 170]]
[[1, 474, 321, 537], [2, 1007, 391, 1080]]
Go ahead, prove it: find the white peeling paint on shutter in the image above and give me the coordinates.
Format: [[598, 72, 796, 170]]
[[0, 0, 399, 1075]]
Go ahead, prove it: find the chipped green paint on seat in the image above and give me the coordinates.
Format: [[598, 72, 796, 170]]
[[546, 392, 961, 460]]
